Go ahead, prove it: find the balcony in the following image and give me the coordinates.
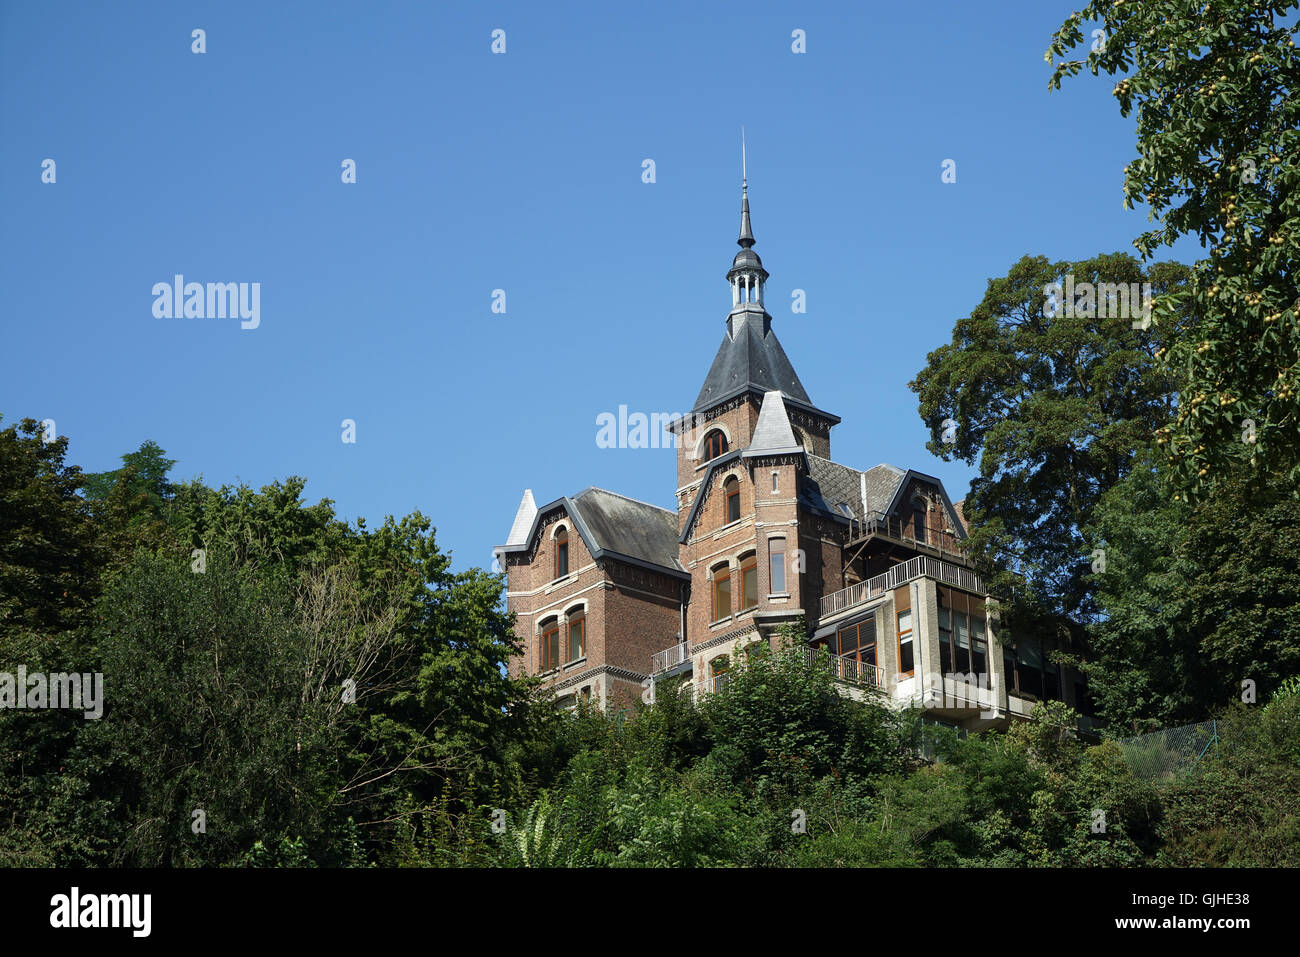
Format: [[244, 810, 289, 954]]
[[820, 555, 985, 620], [847, 509, 967, 563], [651, 641, 690, 675], [805, 646, 885, 690]]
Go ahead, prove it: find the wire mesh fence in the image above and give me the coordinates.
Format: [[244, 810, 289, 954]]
[[1117, 720, 1220, 780]]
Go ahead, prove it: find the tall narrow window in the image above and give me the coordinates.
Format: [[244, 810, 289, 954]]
[[703, 430, 728, 461], [555, 526, 569, 578], [739, 554, 758, 610], [971, 616, 987, 676], [912, 501, 927, 542], [567, 615, 585, 662], [769, 539, 787, 594], [724, 477, 740, 523], [938, 607, 952, 674], [541, 620, 560, 672], [955, 612, 971, 673], [771, 471, 779, 494], [712, 565, 732, 620], [897, 609, 914, 677]]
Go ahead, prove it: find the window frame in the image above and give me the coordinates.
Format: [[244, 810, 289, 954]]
[[768, 538, 787, 594], [703, 430, 728, 461], [739, 554, 758, 610], [724, 476, 741, 524], [711, 564, 732, 621], [540, 619, 560, 673], [566, 615, 585, 663], [554, 526, 569, 579], [897, 608, 915, 678]]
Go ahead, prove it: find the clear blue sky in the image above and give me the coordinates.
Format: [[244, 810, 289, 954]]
[[1, 0, 1203, 574]]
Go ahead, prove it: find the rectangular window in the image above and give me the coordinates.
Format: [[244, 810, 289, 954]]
[[740, 557, 758, 609], [1018, 641, 1044, 698], [567, 618, 585, 662], [1004, 647, 1017, 695], [897, 609, 914, 676], [713, 570, 731, 620], [769, 542, 786, 594], [837, 619, 876, 666], [955, 613, 970, 674], [556, 541, 569, 578], [771, 472, 779, 494], [971, 616, 987, 677]]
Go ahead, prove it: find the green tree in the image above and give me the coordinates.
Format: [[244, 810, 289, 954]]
[[910, 254, 1187, 636], [1048, 1, 1300, 499]]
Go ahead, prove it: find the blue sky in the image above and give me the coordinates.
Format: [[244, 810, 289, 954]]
[[1, 0, 1204, 574]]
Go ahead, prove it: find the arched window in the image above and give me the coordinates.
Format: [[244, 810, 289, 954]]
[[540, 618, 560, 672], [554, 526, 569, 578], [711, 563, 732, 621], [566, 607, 586, 662], [724, 476, 740, 523], [703, 430, 728, 461], [739, 553, 758, 610]]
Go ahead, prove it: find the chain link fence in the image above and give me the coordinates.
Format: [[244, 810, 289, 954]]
[[1117, 720, 1220, 780]]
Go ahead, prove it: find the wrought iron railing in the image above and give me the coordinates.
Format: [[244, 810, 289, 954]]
[[819, 555, 986, 619], [805, 646, 885, 689], [650, 641, 690, 675]]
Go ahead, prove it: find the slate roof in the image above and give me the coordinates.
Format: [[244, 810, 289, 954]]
[[800, 456, 905, 521], [568, 487, 683, 572], [693, 310, 816, 413], [742, 391, 804, 459], [498, 486, 686, 577]]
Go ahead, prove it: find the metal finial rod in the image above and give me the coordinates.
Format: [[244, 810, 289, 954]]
[[741, 127, 747, 188]]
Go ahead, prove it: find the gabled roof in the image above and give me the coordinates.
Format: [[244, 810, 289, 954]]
[[498, 486, 687, 578], [742, 391, 805, 459], [799, 456, 899, 520], [797, 457, 969, 539]]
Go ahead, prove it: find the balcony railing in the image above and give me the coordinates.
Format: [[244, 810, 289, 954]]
[[848, 509, 966, 560], [820, 555, 986, 620], [805, 646, 885, 690], [651, 641, 690, 675]]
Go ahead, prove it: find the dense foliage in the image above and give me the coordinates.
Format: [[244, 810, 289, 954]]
[[1, 414, 1295, 867]]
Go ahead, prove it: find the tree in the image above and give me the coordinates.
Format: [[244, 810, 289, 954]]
[[1048, 1, 1300, 500], [909, 254, 1187, 638], [1085, 450, 1300, 728], [0, 415, 102, 636]]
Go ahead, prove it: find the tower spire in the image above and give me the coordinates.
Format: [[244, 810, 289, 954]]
[[739, 128, 754, 248]]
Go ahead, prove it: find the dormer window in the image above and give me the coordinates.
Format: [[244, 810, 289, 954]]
[[554, 526, 569, 578], [703, 430, 728, 461], [724, 476, 740, 523]]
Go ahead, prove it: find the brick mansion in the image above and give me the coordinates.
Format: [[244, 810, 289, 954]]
[[494, 172, 1093, 732]]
